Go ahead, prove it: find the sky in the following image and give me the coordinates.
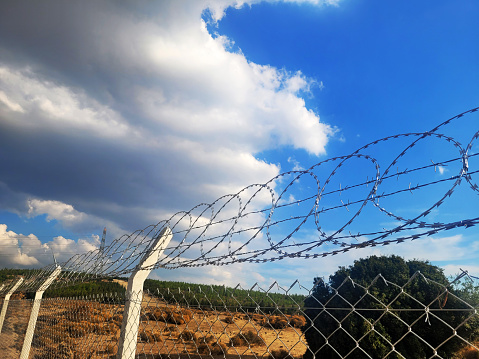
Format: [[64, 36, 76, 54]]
[[0, 0, 478, 289]]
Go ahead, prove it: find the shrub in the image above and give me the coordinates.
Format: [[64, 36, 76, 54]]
[[113, 314, 123, 324], [168, 309, 192, 324], [260, 315, 288, 329], [269, 349, 294, 359], [303, 255, 479, 359], [164, 325, 179, 333], [92, 322, 119, 334], [148, 308, 192, 325], [229, 330, 265, 347], [51, 325, 73, 344], [223, 315, 235, 324], [198, 342, 228, 355], [72, 346, 95, 359], [289, 315, 306, 328], [106, 342, 117, 355], [453, 345, 479, 359], [139, 331, 153, 342], [179, 330, 197, 342], [67, 322, 89, 338], [147, 309, 163, 321], [201, 335, 216, 344], [36, 342, 73, 359], [90, 313, 110, 323], [138, 329, 162, 342]]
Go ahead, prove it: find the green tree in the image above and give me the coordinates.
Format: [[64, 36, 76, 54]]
[[303, 255, 478, 359]]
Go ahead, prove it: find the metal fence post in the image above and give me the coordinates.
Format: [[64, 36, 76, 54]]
[[0, 277, 24, 333], [20, 265, 62, 359], [117, 227, 172, 359]]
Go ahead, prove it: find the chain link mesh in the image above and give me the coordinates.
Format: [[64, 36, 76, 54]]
[[1, 272, 477, 359], [0, 294, 33, 358]]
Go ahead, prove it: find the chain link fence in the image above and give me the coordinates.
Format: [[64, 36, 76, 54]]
[[1, 271, 478, 359]]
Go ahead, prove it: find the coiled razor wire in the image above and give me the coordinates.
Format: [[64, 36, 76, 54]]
[[1, 107, 479, 292]]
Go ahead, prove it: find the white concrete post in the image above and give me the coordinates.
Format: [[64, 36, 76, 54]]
[[0, 277, 24, 333], [20, 266, 62, 359], [117, 227, 172, 359]]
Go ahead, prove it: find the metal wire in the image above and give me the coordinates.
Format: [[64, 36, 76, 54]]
[[0, 106, 478, 293], [1, 272, 477, 358]]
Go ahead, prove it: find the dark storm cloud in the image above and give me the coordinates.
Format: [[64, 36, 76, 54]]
[[0, 0, 332, 239]]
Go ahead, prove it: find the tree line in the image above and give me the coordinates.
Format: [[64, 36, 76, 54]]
[[303, 255, 479, 359], [143, 279, 305, 314]]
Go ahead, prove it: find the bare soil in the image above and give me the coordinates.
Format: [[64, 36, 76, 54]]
[[0, 282, 308, 359]]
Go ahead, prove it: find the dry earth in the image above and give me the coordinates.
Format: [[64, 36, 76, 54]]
[[0, 282, 308, 359]]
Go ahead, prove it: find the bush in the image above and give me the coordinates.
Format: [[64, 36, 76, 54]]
[[148, 308, 192, 325], [223, 315, 235, 324], [139, 329, 162, 342], [304, 255, 479, 359], [179, 330, 197, 342], [269, 349, 294, 359], [90, 312, 112, 323], [92, 322, 119, 334], [202, 335, 216, 344], [289, 315, 306, 328], [260, 315, 288, 329], [229, 330, 265, 347], [67, 322, 89, 338], [198, 342, 228, 355], [163, 325, 179, 334], [113, 313, 123, 324], [453, 344, 479, 359], [106, 342, 117, 355], [51, 325, 73, 344]]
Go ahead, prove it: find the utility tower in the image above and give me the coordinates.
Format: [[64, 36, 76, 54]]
[[100, 227, 107, 254]]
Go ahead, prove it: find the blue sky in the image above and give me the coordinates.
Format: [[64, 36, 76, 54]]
[[0, 0, 478, 288]]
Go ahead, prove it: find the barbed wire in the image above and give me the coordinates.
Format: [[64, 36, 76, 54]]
[[1, 106, 478, 292]]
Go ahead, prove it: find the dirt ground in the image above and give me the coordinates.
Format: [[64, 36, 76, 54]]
[[113, 279, 308, 357], [0, 283, 308, 359], [0, 298, 33, 358]]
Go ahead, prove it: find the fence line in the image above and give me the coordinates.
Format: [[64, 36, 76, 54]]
[[0, 271, 478, 358]]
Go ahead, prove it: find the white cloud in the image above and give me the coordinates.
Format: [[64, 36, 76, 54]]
[[0, 224, 99, 268], [287, 157, 305, 171], [0, 224, 42, 267], [27, 199, 86, 225], [0, 66, 135, 139], [0, 90, 24, 113], [437, 165, 447, 175], [0, 0, 339, 272]]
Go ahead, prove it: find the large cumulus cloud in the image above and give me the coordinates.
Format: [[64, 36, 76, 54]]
[[0, 0, 336, 268]]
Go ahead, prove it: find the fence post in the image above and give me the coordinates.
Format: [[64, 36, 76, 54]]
[[117, 227, 172, 359], [20, 265, 62, 359], [0, 277, 24, 333]]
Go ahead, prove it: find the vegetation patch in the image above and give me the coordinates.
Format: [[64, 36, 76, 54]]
[[229, 330, 266, 347], [148, 308, 192, 325], [260, 315, 288, 329], [178, 329, 197, 342], [198, 342, 228, 355], [139, 329, 163, 342], [269, 349, 295, 359]]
